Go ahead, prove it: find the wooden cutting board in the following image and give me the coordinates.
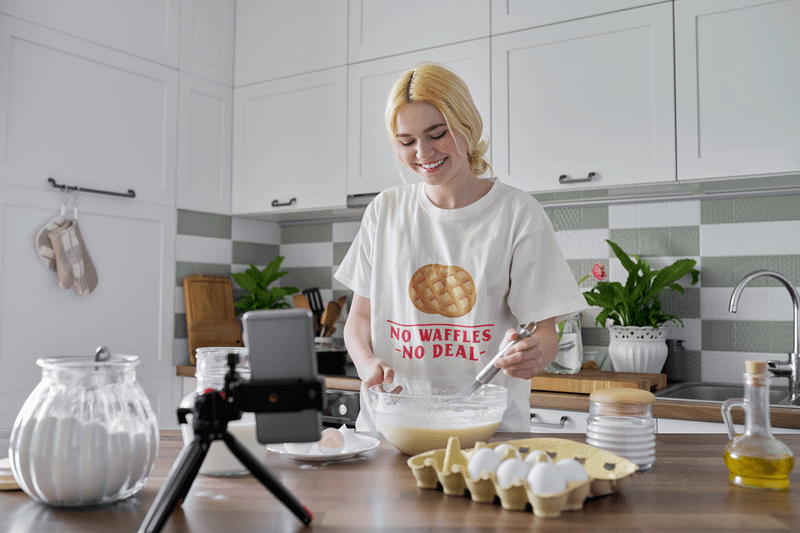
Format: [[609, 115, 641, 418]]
[[530, 368, 667, 394], [183, 274, 243, 364]]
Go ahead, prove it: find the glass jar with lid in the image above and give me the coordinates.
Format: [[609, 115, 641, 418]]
[[586, 387, 656, 470], [8, 351, 159, 506], [179, 347, 267, 476]]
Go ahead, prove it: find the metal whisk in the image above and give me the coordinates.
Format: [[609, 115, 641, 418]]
[[455, 322, 538, 397]]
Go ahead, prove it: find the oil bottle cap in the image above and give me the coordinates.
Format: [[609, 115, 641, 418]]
[[746, 360, 767, 374]]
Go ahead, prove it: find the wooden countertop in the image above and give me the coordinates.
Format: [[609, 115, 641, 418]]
[[2, 429, 800, 532]]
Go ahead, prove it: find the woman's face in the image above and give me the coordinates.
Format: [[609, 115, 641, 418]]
[[394, 101, 473, 187]]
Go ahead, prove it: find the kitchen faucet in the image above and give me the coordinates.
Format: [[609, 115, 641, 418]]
[[729, 270, 800, 406]]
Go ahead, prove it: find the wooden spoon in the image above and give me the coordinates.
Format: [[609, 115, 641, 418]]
[[322, 301, 341, 337]]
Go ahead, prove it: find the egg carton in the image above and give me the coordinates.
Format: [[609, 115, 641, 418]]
[[407, 436, 638, 518]]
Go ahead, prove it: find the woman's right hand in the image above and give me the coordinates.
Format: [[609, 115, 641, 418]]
[[359, 357, 395, 390]]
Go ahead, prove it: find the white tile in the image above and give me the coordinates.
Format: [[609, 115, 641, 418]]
[[580, 229, 610, 258], [638, 201, 669, 228], [174, 286, 185, 313], [769, 286, 800, 321], [232, 216, 280, 244], [701, 351, 772, 383], [608, 204, 637, 229], [555, 230, 582, 259], [668, 199, 700, 227], [608, 257, 627, 284], [704, 287, 768, 320], [280, 242, 333, 268], [176, 234, 232, 264], [333, 221, 362, 242], [701, 221, 800, 256]]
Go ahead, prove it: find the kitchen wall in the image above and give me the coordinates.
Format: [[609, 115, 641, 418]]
[[184, 192, 800, 385]]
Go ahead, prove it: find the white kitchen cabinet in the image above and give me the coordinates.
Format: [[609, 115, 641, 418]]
[[674, 0, 800, 182], [0, 14, 178, 206], [347, 39, 491, 197], [180, 0, 235, 86], [348, 0, 490, 63], [530, 408, 589, 433], [0, 183, 182, 430], [234, 0, 347, 86], [491, 0, 665, 35], [0, 0, 180, 68], [177, 73, 233, 215], [491, 3, 676, 194], [232, 67, 348, 215]]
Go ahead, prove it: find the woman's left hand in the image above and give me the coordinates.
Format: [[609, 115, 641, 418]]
[[494, 317, 559, 380]]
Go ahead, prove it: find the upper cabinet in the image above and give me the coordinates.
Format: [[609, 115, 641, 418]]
[[348, 0, 490, 63], [491, 0, 664, 34], [675, 0, 800, 181], [0, 14, 178, 206], [232, 67, 348, 215], [234, 0, 347, 86], [348, 40, 491, 197], [491, 3, 676, 194], [180, 0, 235, 85], [0, 0, 180, 67]]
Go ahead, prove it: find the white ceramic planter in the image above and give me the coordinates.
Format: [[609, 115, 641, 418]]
[[608, 325, 669, 374]]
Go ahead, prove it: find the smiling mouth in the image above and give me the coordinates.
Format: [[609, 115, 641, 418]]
[[419, 158, 446, 170]]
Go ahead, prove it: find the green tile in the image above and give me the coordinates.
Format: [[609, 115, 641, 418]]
[[582, 206, 608, 230], [548, 207, 582, 232], [175, 261, 231, 286], [609, 229, 638, 256], [174, 313, 187, 339], [638, 227, 669, 256], [281, 223, 333, 244], [734, 194, 800, 223], [771, 255, 800, 286], [664, 287, 701, 320], [734, 320, 771, 352], [232, 241, 278, 266], [333, 242, 352, 265], [668, 226, 699, 256], [702, 320, 735, 351], [770, 321, 794, 353], [700, 198, 733, 225], [177, 209, 232, 239], [699, 256, 734, 288], [283, 266, 333, 291]]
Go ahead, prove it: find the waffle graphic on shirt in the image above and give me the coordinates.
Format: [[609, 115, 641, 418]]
[[409, 264, 476, 318]]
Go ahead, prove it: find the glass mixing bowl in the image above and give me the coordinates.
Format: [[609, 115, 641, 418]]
[[367, 381, 507, 455]]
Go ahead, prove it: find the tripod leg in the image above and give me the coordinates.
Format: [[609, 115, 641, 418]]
[[138, 437, 211, 533], [222, 433, 313, 526]]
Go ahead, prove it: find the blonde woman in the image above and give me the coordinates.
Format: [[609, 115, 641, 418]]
[[335, 63, 586, 432]]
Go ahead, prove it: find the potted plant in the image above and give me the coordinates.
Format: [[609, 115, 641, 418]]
[[230, 256, 299, 315], [582, 240, 700, 373]]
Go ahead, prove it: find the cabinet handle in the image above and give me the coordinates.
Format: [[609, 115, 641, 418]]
[[558, 172, 596, 184], [271, 197, 297, 207], [530, 414, 569, 430]]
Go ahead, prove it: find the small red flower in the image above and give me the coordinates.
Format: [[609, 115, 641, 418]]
[[592, 262, 607, 281]]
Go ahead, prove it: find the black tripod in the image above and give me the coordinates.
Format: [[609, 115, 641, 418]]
[[138, 355, 324, 533]]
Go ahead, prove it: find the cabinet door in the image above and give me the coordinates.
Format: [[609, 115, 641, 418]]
[[347, 40, 491, 196], [492, 0, 663, 35], [529, 408, 589, 433], [675, 0, 800, 181], [177, 73, 233, 215], [491, 3, 676, 193], [180, 0, 235, 85], [235, 0, 347, 86], [232, 67, 348, 215], [0, 15, 178, 206], [0, 0, 180, 67], [348, 0, 490, 63], [0, 184, 180, 429]]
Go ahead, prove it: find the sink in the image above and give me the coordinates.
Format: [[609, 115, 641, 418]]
[[655, 382, 788, 404]]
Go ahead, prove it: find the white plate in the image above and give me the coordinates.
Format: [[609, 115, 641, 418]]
[[267, 434, 380, 462]]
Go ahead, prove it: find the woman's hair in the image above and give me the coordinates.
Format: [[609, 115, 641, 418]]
[[385, 62, 491, 177]]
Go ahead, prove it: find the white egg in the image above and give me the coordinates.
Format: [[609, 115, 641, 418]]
[[556, 458, 589, 483], [496, 458, 530, 488], [467, 447, 502, 479], [283, 442, 313, 455], [338, 424, 360, 452], [524, 449, 552, 467], [318, 428, 345, 454], [526, 461, 567, 495], [493, 443, 521, 461]]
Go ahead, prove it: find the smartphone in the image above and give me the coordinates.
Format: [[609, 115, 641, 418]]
[[241, 308, 322, 444]]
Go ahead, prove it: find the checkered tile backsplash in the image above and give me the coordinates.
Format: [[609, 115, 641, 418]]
[[174, 193, 800, 385]]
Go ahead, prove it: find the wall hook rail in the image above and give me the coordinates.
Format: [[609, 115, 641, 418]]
[[48, 177, 136, 199]]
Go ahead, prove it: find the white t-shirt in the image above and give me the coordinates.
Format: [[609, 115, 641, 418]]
[[334, 179, 587, 431]]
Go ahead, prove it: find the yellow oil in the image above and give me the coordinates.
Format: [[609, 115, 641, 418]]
[[723, 450, 794, 490]]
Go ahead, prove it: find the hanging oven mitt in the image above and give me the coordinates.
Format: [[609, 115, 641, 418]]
[[48, 220, 98, 296], [36, 215, 69, 271]]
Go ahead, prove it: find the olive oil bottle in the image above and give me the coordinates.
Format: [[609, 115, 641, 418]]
[[722, 361, 795, 490]]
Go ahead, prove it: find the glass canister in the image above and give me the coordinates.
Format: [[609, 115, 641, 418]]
[[546, 313, 583, 374], [8, 351, 159, 506], [179, 347, 267, 476], [722, 360, 795, 490], [586, 388, 656, 470]]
